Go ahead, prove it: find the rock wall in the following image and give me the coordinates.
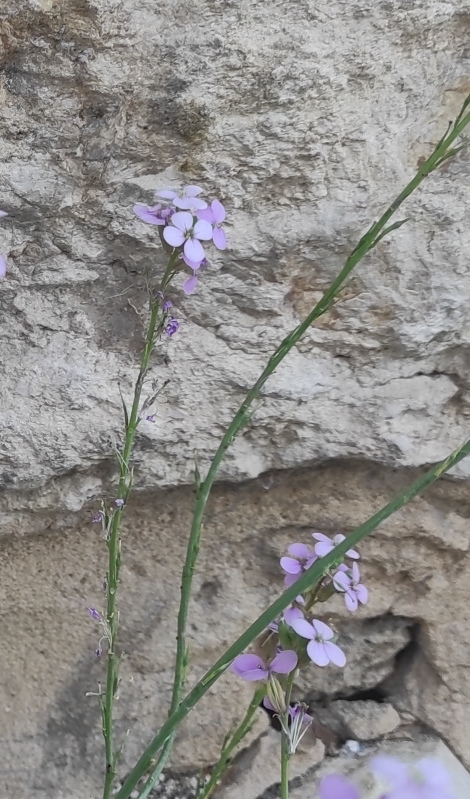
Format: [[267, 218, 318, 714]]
[[1, 1, 470, 797]]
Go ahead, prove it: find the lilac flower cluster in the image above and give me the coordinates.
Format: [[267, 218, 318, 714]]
[[134, 185, 227, 296], [319, 755, 456, 799], [230, 531, 369, 751]]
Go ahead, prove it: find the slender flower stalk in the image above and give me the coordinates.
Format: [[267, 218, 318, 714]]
[[115, 95, 470, 799], [101, 254, 179, 799]]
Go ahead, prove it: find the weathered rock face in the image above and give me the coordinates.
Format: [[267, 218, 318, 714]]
[[1, 1, 470, 798]]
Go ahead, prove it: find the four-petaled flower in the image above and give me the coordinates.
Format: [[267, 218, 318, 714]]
[[333, 562, 368, 612], [281, 543, 317, 587], [157, 185, 207, 211], [319, 774, 359, 799], [370, 755, 456, 799], [163, 211, 213, 263], [230, 650, 298, 681], [165, 318, 179, 337], [198, 200, 227, 250], [312, 532, 360, 560], [289, 617, 346, 667]]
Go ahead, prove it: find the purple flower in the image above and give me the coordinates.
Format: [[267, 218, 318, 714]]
[[319, 775, 360, 799], [114, 499, 125, 508], [162, 299, 173, 311], [133, 203, 172, 226], [158, 185, 207, 212], [163, 211, 212, 263], [370, 755, 456, 799], [165, 318, 179, 337], [87, 607, 103, 622], [289, 617, 346, 668], [312, 532, 360, 560], [230, 650, 298, 681], [333, 562, 368, 612], [92, 510, 105, 524], [198, 199, 227, 250], [281, 542, 317, 587], [283, 605, 304, 627], [0, 254, 6, 279]]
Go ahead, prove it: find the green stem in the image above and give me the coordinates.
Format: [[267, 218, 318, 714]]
[[115, 435, 470, 799], [196, 686, 265, 799], [101, 255, 178, 799], [115, 96, 470, 799]]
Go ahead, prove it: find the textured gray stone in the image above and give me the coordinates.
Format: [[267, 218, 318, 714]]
[[330, 699, 401, 741], [1, 2, 470, 799]]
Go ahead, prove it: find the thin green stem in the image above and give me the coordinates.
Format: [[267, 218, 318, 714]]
[[196, 686, 265, 799], [115, 436, 470, 799], [101, 255, 178, 799], [115, 96, 470, 799]]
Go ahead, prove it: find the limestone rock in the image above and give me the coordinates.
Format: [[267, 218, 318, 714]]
[[329, 699, 401, 741]]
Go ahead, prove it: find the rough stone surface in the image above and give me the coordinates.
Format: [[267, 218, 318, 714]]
[[1, 1, 470, 798], [329, 699, 401, 741]]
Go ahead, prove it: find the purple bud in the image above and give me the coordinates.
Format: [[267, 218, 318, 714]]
[[87, 607, 102, 622], [145, 414, 156, 423], [114, 499, 124, 508], [92, 511, 105, 524], [162, 300, 173, 311], [165, 318, 179, 337], [95, 646, 102, 658]]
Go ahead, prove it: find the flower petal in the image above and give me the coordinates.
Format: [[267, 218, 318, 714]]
[[312, 532, 330, 543], [333, 571, 350, 591], [133, 205, 164, 225], [182, 254, 203, 270], [163, 226, 185, 248], [184, 185, 203, 197], [193, 219, 213, 240], [323, 641, 346, 667], [230, 654, 266, 678], [212, 226, 227, 250], [211, 199, 226, 223], [0, 210, 8, 218], [174, 197, 208, 210], [157, 189, 178, 199], [351, 562, 360, 583], [346, 548, 360, 560], [280, 556, 302, 575], [0, 254, 6, 279], [284, 607, 304, 626], [197, 208, 216, 224], [290, 617, 315, 640], [311, 619, 334, 639], [283, 573, 300, 587], [319, 774, 360, 799], [416, 757, 451, 788], [270, 649, 298, 674], [184, 238, 205, 262], [171, 211, 193, 232], [288, 543, 310, 559], [355, 584, 368, 604], [314, 541, 333, 557], [307, 640, 329, 667], [344, 591, 359, 612], [183, 275, 199, 295]]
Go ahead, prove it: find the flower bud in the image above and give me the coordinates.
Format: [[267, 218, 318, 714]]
[[266, 675, 287, 715]]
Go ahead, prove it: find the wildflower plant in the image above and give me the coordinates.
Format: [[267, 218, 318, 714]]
[[77, 95, 470, 799]]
